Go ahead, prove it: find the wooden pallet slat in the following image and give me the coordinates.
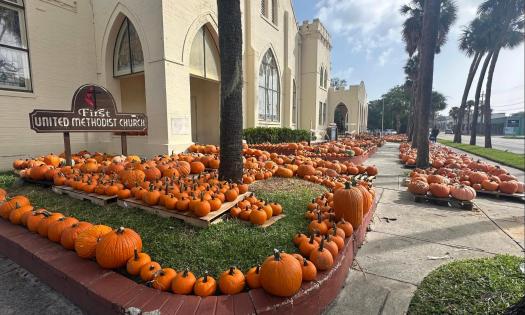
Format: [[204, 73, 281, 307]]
[[235, 214, 286, 228], [475, 189, 525, 202], [412, 193, 474, 211], [52, 186, 117, 206], [118, 192, 252, 227]]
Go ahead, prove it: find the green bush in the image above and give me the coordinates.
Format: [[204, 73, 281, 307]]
[[243, 127, 311, 144]]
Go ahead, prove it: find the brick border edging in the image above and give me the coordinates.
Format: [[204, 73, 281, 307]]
[[0, 201, 377, 315]]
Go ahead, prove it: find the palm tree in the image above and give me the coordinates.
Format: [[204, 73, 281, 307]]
[[415, 0, 442, 168], [403, 56, 418, 140], [453, 17, 489, 143], [217, 0, 244, 182], [400, 0, 457, 148], [479, 0, 524, 148], [449, 106, 459, 127], [466, 99, 475, 132], [470, 52, 493, 145]]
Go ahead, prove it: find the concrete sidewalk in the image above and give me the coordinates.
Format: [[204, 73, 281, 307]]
[[326, 142, 524, 315]]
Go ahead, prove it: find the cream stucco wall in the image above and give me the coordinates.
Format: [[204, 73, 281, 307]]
[[327, 81, 368, 134], [0, 0, 367, 170]]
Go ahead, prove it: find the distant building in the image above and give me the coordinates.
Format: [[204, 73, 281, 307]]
[[505, 112, 524, 136]]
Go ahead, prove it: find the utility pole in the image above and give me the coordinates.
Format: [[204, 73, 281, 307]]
[[480, 92, 485, 126], [381, 98, 385, 138]]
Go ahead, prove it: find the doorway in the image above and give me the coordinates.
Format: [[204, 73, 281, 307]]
[[334, 103, 349, 135], [190, 77, 220, 144]]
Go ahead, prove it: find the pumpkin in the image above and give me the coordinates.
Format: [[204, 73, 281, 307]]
[[481, 179, 499, 191], [366, 165, 378, 176], [119, 169, 146, 188], [337, 219, 353, 237], [450, 185, 476, 201], [47, 217, 79, 242], [301, 258, 317, 281], [333, 182, 363, 230], [270, 202, 283, 216], [8, 204, 33, 225], [60, 222, 93, 250], [190, 161, 206, 174], [259, 249, 302, 297], [1, 196, 30, 219], [219, 267, 245, 295], [143, 167, 161, 181], [194, 271, 217, 297], [429, 183, 450, 198], [30, 165, 49, 180], [139, 261, 161, 282], [172, 269, 197, 295], [245, 265, 261, 289], [194, 199, 211, 217], [299, 234, 319, 257], [126, 249, 152, 276], [408, 180, 429, 195], [44, 154, 61, 167], [323, 235, 339, 258], [309, 239, 334, 271], [75, 225, 112, 259], [37, 212, 64, 237], [275, 167, 294, 178], [292, 233, 308, 246], [499, 181, 519, 194], [26, 210, 48, 232], [249, 207, 267, 225], [151, 268, 177, 291], [356, 185, 373, 215], [308, 213, 328, 235], [516, 181, 524, 193], [96, 227, 143, 269], [297, 164, 316, 178]]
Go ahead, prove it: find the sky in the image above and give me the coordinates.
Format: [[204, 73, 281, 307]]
[[292, 0, 524, 115]]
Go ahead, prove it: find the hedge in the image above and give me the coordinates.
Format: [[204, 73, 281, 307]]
[[243, 127, 311, 144]]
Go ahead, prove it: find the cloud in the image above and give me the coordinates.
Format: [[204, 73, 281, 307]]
[[333, 66, 355, 82], [316, 0, 406, 64]]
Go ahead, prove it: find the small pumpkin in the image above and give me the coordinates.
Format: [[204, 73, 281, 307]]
[[245, 265, 261, 289], [60, 222, 93, 250], [194, 271, 217, 297], [219, 267, 245, 295], [309, 239, 334, 271], [47, 217, 79, 242], [151, 268, 177, 292], [429, 183, 450, 198], [301, 258, 317, 281], [126, 249, 151, 276], [139, 261, 161, 282], [298, 234, 319, 257], [171, 269, 197, 295]]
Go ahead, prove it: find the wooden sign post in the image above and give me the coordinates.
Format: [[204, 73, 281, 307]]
[[29, 84, 148, 165]]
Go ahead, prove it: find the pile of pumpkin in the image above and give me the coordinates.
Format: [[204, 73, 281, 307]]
[[0, 191, 339, 298], [383, 134, 408, 143], [401, 143, 524, 197], [229, 193, 283, 225]]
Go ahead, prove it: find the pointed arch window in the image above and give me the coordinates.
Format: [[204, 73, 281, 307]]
[[258, 50, 280, 122], [114, 18, 144, 77], [324, 68, 328, 88], [190, 25, 220, 81]]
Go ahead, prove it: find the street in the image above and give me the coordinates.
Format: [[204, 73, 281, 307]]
[[439, 134, 525, 154]]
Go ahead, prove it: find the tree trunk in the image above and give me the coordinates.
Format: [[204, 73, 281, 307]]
[[412, 59, 421, 149], [218, 0, 244, 182], [454, 52, 482, 143], [415, 0, 440, 168], [396, 113, 401, 133], [466, 105, 471, 133], [484, 47, 500, 148], [470, 51, 493, 145]]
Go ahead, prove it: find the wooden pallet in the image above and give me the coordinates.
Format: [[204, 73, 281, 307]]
[[412, 193, 474, 210], [476, 189, 525, 202], [234, 214, 286, 228], [20, 178, 54, 187], [118, 192, 252, 228], [52, 186, 117, 206]]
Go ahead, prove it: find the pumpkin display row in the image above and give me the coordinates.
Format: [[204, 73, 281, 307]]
[[383, 134, 408, 143], [0, 192, 344, 298], [400, 143, 524, 197]]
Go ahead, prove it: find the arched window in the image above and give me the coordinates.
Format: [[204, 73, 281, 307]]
[[258, 50, 280, 122], [324, 68, 328, 88], [319, 66, 324, 87], [189, 25, 220, 81], [272, 0, 278, 24], [114, 18, 144, 76], [292, 79, 297, 125]]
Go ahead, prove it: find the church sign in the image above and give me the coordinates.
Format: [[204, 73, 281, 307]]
[[29, 84, 147, 133], [29, 84, 148, 164]]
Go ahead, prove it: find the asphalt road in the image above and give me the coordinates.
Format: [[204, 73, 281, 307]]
[[439, 134, 525, 154]]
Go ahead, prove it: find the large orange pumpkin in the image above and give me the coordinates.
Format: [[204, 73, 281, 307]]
[[95, 227, 143, 269], [75, 225, 112, 259], [408, 180, 429, 195], [333, 182, 363, 230], [450, 185, 476, 201], [429, 183, 450, 198], [259, 249, 302, 297]]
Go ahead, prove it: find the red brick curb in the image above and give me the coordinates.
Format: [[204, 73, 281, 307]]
[[0, 202, 377, 314]]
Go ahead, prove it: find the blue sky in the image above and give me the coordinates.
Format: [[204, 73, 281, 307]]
[[292, 0, 524, 114]]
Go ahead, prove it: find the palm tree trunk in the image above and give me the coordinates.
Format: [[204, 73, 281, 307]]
[[412, 60, 421, 149], [470, 51, 493, 145], [218, 0, 244, 182], [484, 47, 501, 148], [454, 52, 483, 143], [466, 105, 471, 132], [415, 0, 440, 168]]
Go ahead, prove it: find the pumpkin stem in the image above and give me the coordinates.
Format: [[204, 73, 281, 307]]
[[308, 234, 315, 244], [273, 249, 281, 261], [183, 269, 189, 277], [319, 238, 325, 251], [344, 181, 351, 189], [133, 249, 139, 260], [203, 271, 209, 283], [255, 265, 260, 274], [229, 266, 236, 275], [116, 227, 125, 234], [303, 258, 308, 266]]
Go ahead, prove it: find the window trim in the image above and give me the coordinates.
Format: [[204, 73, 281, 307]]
[[258, 50, 280, 122], [0, 0, 32, 92], [292, 79, 297, 125], [113, 17, 144, 78]]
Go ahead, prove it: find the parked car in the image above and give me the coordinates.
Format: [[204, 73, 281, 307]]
[[445, 129, 453, 134]]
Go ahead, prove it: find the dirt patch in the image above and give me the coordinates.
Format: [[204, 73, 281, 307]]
[[249, 177, 326, 194]]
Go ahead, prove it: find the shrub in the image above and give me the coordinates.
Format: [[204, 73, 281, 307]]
[[243, 127, 311, 144]]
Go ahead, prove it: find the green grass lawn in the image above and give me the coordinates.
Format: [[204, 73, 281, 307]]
[[0, 172, 325, 278], [408, 255, 525, 315], [438, 139, 525, 171]]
